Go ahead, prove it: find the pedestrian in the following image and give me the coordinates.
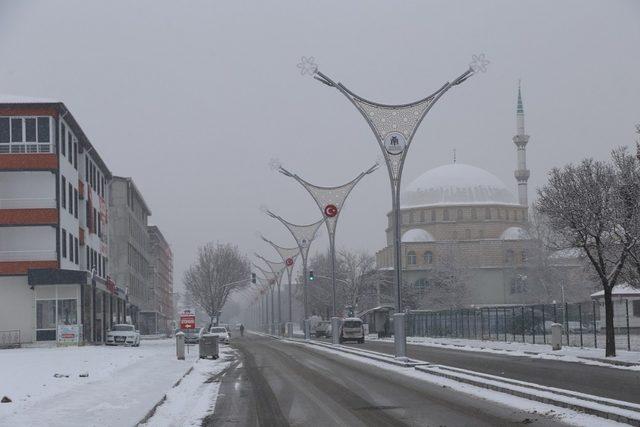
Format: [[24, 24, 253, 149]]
[[240, 323, 245, 337]]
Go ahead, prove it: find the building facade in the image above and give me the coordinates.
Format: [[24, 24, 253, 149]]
[[108, 177, 152, 331], [0, 96, 127, 344], [147, 225, 174, 335]]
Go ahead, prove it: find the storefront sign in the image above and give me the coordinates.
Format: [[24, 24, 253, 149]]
[[57, 324, 80, 345], [180, 308, 196, 330]]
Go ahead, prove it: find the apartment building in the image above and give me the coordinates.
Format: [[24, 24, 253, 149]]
[[0, 96, 127, 344], [108, 176, 152, 331], [147, 225, 174, 335]]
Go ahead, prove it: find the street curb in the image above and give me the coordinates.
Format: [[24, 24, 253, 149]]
[[136, 365, 195, 425], [415, 365, 640, 426]]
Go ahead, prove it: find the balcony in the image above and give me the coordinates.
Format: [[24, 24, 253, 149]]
[[0, 198, 56, 210], [0, 250, 57, 262]]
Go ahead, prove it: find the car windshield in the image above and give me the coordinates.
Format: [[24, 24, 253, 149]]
[[112, 325, 134, 331], [343, 321, 361, 328], [211, 327, 226, 333]]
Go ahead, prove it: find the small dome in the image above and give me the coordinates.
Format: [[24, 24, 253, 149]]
[[500, 227, 529, 240], [402, 228, 434, 243], [401, 163, 518, 208]]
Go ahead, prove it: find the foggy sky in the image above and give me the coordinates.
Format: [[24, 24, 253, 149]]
[[1, 1, 639, 294]]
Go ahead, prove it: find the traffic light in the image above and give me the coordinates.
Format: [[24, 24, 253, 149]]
[[309, 270, 314, 281], [251, 272, 256, 284]]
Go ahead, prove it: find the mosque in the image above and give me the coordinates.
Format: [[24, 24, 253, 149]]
[[375, 86, 540, 306]]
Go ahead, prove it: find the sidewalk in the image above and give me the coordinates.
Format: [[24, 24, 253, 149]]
[[0, 339, 201, 426], [369, 336, 640, 369]]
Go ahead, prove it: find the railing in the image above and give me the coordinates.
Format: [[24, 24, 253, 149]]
[[0, 250, 57, 261], [0, 198, 56, 209], [0, 143, 53, 154], [407, 301, 640, 352], [0, 330, 21, 348]]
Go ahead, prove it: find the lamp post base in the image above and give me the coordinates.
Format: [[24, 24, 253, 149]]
[[393, 313, 407, 359]]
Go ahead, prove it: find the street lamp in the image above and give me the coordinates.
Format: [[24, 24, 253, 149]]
[[273, 161, 378, 318], [253, 263, 282, 335], [302, 55, 486, 358], [265, 210, 324, 339], [261, 235, 299, 334], [255, 253, 287, 335]]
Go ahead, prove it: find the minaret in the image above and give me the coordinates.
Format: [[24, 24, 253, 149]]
[[513, 81, 530, 206]]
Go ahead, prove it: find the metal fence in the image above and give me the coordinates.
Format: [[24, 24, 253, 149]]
[[407, 301, 640, 352], [0, 330, 21, 348]]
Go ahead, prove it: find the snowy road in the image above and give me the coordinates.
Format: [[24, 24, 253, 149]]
[[0, 339, 200, 427], [207, 334, 570, 426]]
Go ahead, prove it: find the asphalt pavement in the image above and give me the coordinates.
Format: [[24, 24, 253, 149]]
[[206, 334, 569, 426], [334, 338, 640, 404]]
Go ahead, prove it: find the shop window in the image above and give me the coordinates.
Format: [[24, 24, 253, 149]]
[[37, 300, 56, 329], [58, 299, 77, 325]]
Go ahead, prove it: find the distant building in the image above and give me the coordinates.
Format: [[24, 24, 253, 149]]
[[108, 177, 152, 330], [147, 225, 174, 335], [0, 95, 127, 344]]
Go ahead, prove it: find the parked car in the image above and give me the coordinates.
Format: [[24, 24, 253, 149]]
[[181, 327, 204, 344], [313, 321, 331, 338], [106, 324, 140, 347], [339, 318, 365, 344], [209, 326, 230, 344]]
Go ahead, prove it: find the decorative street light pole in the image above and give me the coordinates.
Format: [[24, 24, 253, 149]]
[[255, 253, 286, 335], [301, 55, 487, 358], [266, 210, 324, 339], [273, 161, 378, 318], [253, 263, 282, 335], [261, 235, 299, 333]]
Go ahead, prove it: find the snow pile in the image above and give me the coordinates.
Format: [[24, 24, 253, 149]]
[[0, 339, 202, 426], [369, 336, 640, 369], [141, 346, 236, 427]]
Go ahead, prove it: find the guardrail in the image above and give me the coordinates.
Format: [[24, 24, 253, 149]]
[[0, 330, 21, 348]]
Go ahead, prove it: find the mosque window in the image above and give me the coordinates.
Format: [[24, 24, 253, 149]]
[[485, 207, 492, 220], [521, 250, 527, 263], [471, 209, 477, 220], [415, 278, 429, 291], [406, 251, 417, 265], [465, 229, 471, 239], [452, 230, 458, 239], [506, 210, 510, 220], [423, 251, 433, 264], [505, 249, 515, 263], [420, 211, 426, 223], [497, 209, 503, 220], [456, 209, 463, 221], [478, 229, 485, 238], [443, 209, 450, 221], [431, 210, 436, 222], [409, 212, 414, 224], [510, 276, 527, 294]]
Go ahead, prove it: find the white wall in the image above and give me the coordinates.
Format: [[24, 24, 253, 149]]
[[0, 226, 56, 260], [0, 276, 35, 343], [0, 171, 55, 209]]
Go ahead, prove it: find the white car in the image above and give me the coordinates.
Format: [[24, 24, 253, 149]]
[[106, 324, 140, 346], [209, 326, 230, 344]]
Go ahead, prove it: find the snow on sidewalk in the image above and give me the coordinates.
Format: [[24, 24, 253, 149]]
[[0, 339, 205, 427], [369, 335, 640, 370], [140, 346, 236, 427]]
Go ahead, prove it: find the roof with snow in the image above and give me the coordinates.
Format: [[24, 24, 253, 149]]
[[0, 94, 59, 104], [591, 283, 640, 298], [500, 227, 530, 240], [401, 163, 518, 208], [402, 228, 435, 243]]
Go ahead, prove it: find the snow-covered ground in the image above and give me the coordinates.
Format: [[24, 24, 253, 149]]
[[0, 339, 223, 427], [369, 335, 640, 369], [140, 346, 236, 427]]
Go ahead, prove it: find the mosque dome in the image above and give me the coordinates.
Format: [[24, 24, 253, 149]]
[[401, 163, 518, 208], [401, 229, 435, 243]]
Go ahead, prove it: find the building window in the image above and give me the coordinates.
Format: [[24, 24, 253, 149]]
[[74, 189, 78, 219], [406, 251, 417, 265], [74, 237, 79, 264], [420, 211, 426, 223], [61, 123, 66, 156], [415, 278, 428, 291], [443, 209, 450, 221], [485, 207, 492, 220], [431, 210, 436, 222], [465, 229, 471, 239], [61, 176, 66, 209], [36, 300, 56, 330], [67, 132, 73, 165], [521, 250, 527, 263], [505, 249, 515, 264], [471, 209, 477, 220], [452, 230, 458, 239], [478, 229, 485, 239], [633, 300, 640, 317], [423, 251, 433, 264], [61, 229, 67, 258], [58, 299, 77, 325], [0, 116, 52, 154], [497, 209, 503, 220], [456, 209, 463, 221], [68, 183, 73, 215], [68, 233, 74, 263], [510, 277, 527, 294], [409, 211, 414, 224]]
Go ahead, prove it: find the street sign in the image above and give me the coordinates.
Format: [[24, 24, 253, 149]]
[[179, 308, 196, 330]]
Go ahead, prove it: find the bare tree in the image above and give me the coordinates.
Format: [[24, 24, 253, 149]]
[[418, 243, 470, 309], [183, 243, 251, 326], [537, 151, 640, 357]]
